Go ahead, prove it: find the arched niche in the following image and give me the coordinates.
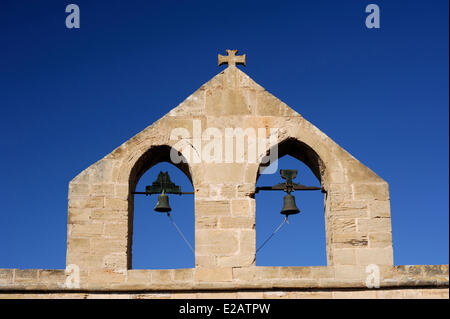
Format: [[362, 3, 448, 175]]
[[127, 145, 193, 269], [256, 137, 326, 186], [254, 138, 327, 266]]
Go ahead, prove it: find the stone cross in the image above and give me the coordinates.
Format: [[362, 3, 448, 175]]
[[218, 50, 246, 67]]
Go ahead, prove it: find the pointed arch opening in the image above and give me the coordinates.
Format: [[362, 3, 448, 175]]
[[255, 138, 327, 266], [128, 145, 194, 269]]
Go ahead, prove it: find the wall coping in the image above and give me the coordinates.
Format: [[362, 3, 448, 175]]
[[0, 265, 447, 292]]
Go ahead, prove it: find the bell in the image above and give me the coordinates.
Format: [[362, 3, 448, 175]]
[[154, 193, 172, 213], [280, 193, 300, 216]]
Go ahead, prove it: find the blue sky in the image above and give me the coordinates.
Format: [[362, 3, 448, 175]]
[[0, 0, 448, 269]]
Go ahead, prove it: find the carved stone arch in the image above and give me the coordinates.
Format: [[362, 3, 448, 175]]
[[252, 135, 328, 266], [66, 118, 198, 274], [247, 119, 348, 194], [126, 144, 193, 269], [256, 137, 326, 185], [251, 133, 342, 265], [128, 144, 193, 194]]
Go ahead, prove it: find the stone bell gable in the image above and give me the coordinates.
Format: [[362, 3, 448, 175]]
[[67, 51, 394, 281], [1, 50, 447, 299]]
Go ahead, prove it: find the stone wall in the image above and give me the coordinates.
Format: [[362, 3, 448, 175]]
[[1, 63, 447, 299], [0, 265, 448, 298], [1, 288, 448, 299], [65, 66, 394, 280]]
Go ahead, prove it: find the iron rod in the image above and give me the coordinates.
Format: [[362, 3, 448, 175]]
[[255, 186, 321, 193], [132, 191, 194, 195]]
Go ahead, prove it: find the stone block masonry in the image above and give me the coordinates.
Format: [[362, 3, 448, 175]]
[[0, 51, 447, 299]]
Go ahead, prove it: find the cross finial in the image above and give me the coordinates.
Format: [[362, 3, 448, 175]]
[[218, 50, 246, 68]]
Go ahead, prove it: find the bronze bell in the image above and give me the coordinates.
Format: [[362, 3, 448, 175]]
[[280, 193, 300, 216], [154, 193, 172, 213]]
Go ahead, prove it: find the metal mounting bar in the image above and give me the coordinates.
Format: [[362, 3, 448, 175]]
[[255, 185, 321, 194], [255, 169, 322, 194], [132, 191, 194, 195]]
